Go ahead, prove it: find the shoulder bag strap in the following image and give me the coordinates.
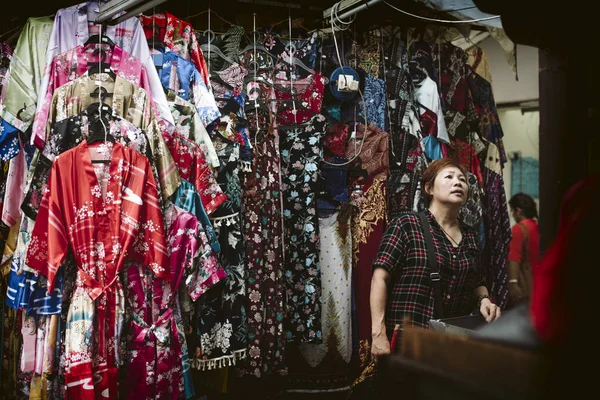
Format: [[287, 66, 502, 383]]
[[418, 211, 443, 319]]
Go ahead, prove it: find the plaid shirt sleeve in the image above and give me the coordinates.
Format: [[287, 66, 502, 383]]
[[373, 217, 408, 278]]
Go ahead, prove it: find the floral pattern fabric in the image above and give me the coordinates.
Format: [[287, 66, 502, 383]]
[[273, 73, 326, 126], [170, 180, 226, 302], [169, 95, 220, 168], [358, 73, 387, 131], [25, 141, 169, 399], [242, 129, 287, 378], [265, 31, 319, 80], [45, 72, 181, 200], [192, 140, 247, 370], [164, 132, 227, 215], [21, 114, 152, 221], [279, 114, 326, 343]]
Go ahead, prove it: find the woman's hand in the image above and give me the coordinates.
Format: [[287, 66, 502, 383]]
[[479, 298, 501, 322], [371, 332, 391, 362]]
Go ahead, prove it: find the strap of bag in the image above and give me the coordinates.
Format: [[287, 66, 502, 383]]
[[418, 211, 443, 319]]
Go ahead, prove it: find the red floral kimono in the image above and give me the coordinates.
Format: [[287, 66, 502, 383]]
[[26, 140, 169, 400]]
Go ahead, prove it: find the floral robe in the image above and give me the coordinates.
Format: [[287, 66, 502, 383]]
[[164, 132, 226, 215], [45, 72, 181, 200], [25, 141, 169, 399], [168, 95, 219, 168]]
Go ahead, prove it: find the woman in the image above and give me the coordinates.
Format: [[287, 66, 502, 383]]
[[507, 193, 540, 305], [371, 158, 501, 358]]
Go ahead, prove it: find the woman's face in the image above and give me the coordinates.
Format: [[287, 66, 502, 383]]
[[429, 167, 468, 206]]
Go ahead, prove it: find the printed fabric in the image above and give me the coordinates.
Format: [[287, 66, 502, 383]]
[[191, 140, 248, 370], [25, 140, 169, 399], [279, 114, 326, 343], [164, 132, 227, 215], [44, 72, 181, 200], [31, 1, 174, 149], [242, 128, 287, 378], [0, 17, 53, 131], [157, 50, 221, 128], [22, 114, 153, 221], [169, 95, 220, 168]]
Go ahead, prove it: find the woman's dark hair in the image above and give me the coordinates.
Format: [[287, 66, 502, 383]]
[[509, 193, 538, 219]]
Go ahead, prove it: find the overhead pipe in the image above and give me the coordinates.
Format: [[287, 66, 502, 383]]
[[323, 0, 383, 22], [94, 0, 147, 24], [100, 0, 170, 25]]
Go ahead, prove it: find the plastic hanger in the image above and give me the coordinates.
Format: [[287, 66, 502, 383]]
[[84, 33, 115, 49]]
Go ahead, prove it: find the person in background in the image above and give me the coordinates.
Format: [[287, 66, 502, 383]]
[[370, 158, 501, 359], [507, 193, 540, 305]]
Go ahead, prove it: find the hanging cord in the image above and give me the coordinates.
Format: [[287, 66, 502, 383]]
[[382, 1, 500, 23], [97, 25, 109, 147], [380, 25, 395, 158], [322, 2, 368, 167], [252, 12, 263, 153], [288, 3, 297, 122], [207, 3, 211, 76]]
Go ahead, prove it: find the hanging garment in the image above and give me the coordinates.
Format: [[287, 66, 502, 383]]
[[140, 12, 210, 86], [0, 41, 13, 94], [157, 50, 221, 128], [211, 63, 252, 168], [31, 1, 174, 150], [171, 180, 226, 301], [467, 71, 507, 165], [33, 43, 167, 145], [273, 73, 326, 125], [265, 31, 319, 80], [287, 211, 353, 393], [436, 44, 481, 144], [479, 142, 511, 309], [346, 125, 389, 373], [415, 76, 450, 143], [169, 95, 220, 168], [25, 140, 169, 399], [242, 128, 287, 378], [43, 72, 181, 200], [358, 73, 387, 131], [280, 114, 326, 343], [468, 47, 493, 86], [0, 17, 53, 131], [2, 138, 27, 227], [192, 141, 247, 370], [164, 132, 226, 215], [22, 114, 153, 221], [353, 33, 381, 78]]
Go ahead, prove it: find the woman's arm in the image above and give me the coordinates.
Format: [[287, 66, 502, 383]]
[[371, 268, 391, 359], [474, 285, 501, 322]]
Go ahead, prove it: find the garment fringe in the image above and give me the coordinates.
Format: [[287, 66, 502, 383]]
[[210, 212, 240, 227], [190, 349, 247, 371]]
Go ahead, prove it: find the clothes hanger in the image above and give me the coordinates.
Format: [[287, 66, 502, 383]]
[[86, 103, 115, 153], [87, 50, 116, 80], [84, 33, 115, 49]]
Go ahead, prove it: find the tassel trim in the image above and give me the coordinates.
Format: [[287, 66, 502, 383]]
[[210, 212, 239, 227], [238, 160, 252, 172], [190, 349, 247, 371]]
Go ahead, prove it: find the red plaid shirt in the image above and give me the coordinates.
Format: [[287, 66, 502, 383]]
[[373, 211, 485, 340]]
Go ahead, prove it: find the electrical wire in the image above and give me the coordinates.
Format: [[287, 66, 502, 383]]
[[382, 1, 500, 24]]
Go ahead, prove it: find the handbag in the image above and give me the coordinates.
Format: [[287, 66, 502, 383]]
[[418, 212, 486, 332]]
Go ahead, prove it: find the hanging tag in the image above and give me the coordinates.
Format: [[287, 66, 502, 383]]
[[152, 53, 164, 68]]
